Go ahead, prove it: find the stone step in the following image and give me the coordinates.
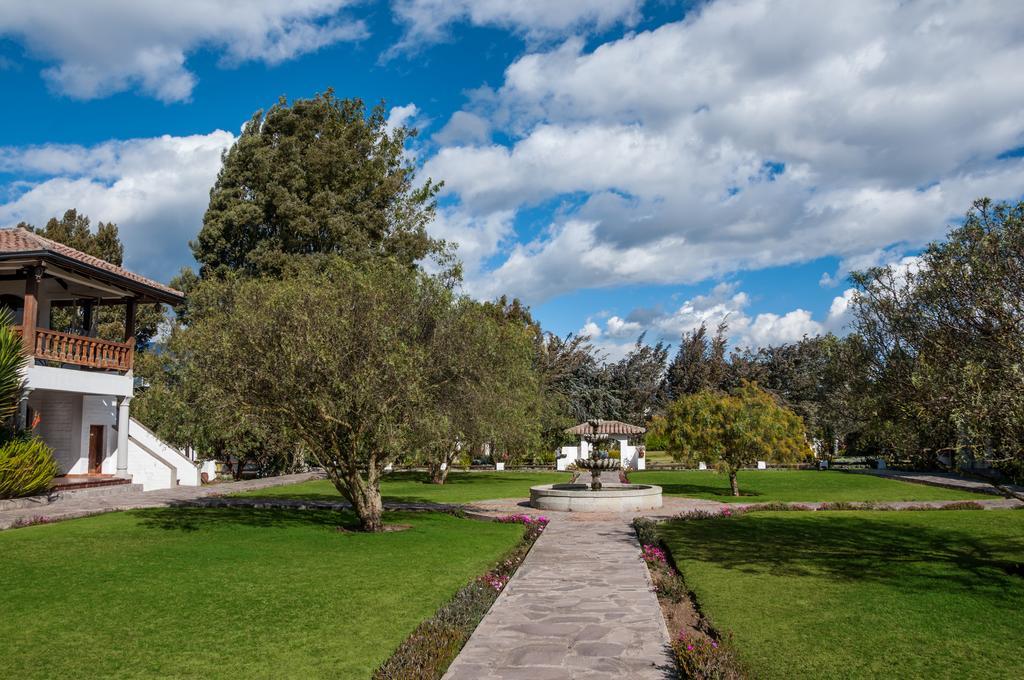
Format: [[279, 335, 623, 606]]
[[0, 481, 145, 511]]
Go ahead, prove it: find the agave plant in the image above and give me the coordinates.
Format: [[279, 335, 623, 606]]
[[0, 308, 27, 428], [0, 308, 58, 498]]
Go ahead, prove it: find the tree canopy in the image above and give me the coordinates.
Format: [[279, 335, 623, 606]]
[[192, 91, 446, 279], [658, 382, 812, 495]]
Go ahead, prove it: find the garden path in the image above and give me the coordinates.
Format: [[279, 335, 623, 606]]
[[0, 472, 324, 530], [443, 513, 674, 680]]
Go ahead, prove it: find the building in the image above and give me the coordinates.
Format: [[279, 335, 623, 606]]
[[558, 419, 647, 471], [0, 227, 199, 491]]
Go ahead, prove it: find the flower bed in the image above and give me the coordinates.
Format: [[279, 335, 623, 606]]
[[373, 514, 548, 679], [634, 516, 746, 679]]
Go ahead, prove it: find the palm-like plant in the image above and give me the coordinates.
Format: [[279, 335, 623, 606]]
[[0, 308, 59, 499], [0, 308, 28, 428]]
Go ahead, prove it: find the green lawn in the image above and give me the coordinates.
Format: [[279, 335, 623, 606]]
[[236, 470, 570, 504], [632, 469, 986, 502], [660, 510, 1024, 679], [0, 507, 524, 679]]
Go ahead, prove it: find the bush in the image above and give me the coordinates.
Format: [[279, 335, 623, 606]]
[[0, 436, 59, 499], [900, 501, 985, 511], [632, 516, 659, 546], [672, 631, 746, 680]]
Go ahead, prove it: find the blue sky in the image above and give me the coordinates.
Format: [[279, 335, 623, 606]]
[[2, 0, 1023, 358]]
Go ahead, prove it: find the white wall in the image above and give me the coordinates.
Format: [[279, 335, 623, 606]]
[[129, 418, 200, 486], [29, 390, 82, 474], [124, 438, 176, 491]]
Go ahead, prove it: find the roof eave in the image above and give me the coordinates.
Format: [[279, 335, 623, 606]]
[[0, 251, 185, 305]]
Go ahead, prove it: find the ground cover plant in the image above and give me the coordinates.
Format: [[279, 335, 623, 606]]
[[658, 509, 1024, 678], [0, 507, 525, 679], [234, 470, 570, 504], [631, 469, 986, 503]]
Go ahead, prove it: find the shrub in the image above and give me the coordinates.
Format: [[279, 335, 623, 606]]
[[632, 516, 659, 546], [0, 436, 59, 499], [672, 631, 746, 680], [816, 501, 877, 511], [900, 501, 985, 511]]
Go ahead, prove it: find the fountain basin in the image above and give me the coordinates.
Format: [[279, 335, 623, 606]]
[[529, 483, 663, 512]]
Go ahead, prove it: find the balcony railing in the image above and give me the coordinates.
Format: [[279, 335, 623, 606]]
[[14, 326, 134, 372]]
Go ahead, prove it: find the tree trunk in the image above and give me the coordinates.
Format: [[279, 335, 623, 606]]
[[345, 473, 384, 532], [429, 449, 455, 485], [729, 470, 740, 497]]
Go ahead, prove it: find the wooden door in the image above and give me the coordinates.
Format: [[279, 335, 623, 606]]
[[88, 425, 105, 474]]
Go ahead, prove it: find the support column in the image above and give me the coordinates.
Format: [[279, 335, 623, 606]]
[[116, 396, 131, 478], [21, 265, 43, 357], [17, 390, 31, 431]]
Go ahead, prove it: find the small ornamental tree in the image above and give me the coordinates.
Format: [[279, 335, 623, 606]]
[[186, 259, 448, 532], [661, 382, 812, 496]]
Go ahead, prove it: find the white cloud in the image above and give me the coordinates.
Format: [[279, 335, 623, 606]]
[[582, 281, 859, 351], [0, 131, 235, 282], [386, 103, 421, 133], [0, 1, 367, 101], [433, 111, 492, 147], [428, 0, 1024, 304], [389, 0, 641, 53]]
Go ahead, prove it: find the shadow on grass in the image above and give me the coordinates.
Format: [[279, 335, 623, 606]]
[[660, 513, 1024, 590], [654, 482, 763, 499], [131, 505, 360, 533]]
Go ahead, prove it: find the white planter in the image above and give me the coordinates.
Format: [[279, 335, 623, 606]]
[[757, 460, 767, 470], [495, 462, 505, 471], [698, 461, 708, 470]]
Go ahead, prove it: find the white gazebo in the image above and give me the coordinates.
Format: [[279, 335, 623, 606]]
[[557, 419, 647, 471]]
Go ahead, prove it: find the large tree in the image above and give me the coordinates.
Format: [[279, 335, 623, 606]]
[[192, 91, 446, 279], [19, 210, 164, 350], [659, 382, 812, 496], [185, 259, 453, 531], [410, 298, 541, 484], [850, 198, 1024, 485], [663, 322, 730, 400]]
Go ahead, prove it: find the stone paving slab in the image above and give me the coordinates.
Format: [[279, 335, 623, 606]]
[[443, 516, 674, 680]]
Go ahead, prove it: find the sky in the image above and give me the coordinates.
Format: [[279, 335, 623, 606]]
[[2, 0, 1023, 360]]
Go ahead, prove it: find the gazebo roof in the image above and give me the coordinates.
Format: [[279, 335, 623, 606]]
[[565, 419, 646, 436]]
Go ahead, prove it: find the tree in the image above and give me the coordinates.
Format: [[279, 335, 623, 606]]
[[192, 91, 446, 279], [663, 322, 729, 400], [660, 382, 812, 496], [606, 334, 669, 424], [185, 259, 452, 532], [409, 299, 541, 484], [850, 198, 1024, 485], [20, 210, 164, 350]]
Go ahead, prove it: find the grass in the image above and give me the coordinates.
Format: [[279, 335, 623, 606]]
[[659, 510, 1024, 679], [235, 470, 571, 504], [631, 469, 987, 503], [0, 507, 525, 679]]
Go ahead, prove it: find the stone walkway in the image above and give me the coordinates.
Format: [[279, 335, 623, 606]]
[[0, 472, 324, 530], [444, 514, 674, 680]]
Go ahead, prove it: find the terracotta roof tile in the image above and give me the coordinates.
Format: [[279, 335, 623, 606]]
[[565, 419, 646, 436], [0, 227, 183, 302]]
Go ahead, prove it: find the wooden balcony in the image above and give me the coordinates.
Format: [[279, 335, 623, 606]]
[[14, 326, 134, 372]]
